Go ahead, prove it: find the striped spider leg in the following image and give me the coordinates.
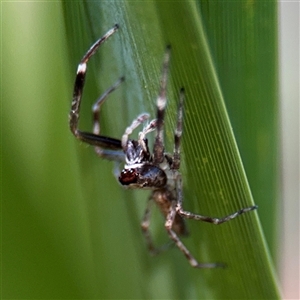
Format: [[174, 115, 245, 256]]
[[69, 24, 124, 162]]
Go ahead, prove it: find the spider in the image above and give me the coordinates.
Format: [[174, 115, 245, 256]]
[[69, 24, 258, 268]]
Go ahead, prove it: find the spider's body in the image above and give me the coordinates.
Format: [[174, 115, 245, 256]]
[[118, 108, 188, 236], [120, 134, 188, 236], [69, 25, 257, 268]]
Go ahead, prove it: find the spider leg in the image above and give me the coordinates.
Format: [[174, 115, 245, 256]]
[[138, 119, 157, 152], [69, 24, 123, 157], [153, 46, 171, 164], [138, 119, 157, 141], [141, 197, 173, 255], [92, 77, 125, 161], [165, 200, 223, 268], [121, 114, 150, 150], [175, 174, 258, 225], [141, 198, 158, 255], [171, 88, 185, 170], [93, 76, 125, 135]]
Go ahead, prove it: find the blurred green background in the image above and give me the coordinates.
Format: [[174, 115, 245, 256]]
[[2, 1, 286, 299]]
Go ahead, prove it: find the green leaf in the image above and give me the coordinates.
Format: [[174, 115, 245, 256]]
[[3, 1, 280, 299], [63, 1, 280, 298]]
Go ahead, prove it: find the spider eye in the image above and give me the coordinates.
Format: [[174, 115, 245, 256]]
[[118, 169, 137, 185]]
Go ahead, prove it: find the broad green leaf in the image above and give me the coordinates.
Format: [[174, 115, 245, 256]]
[[3, 1, 280, 299]]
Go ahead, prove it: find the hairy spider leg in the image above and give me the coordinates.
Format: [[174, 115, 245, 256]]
[[121, 113, 150, 150], [171, 174, 257, 267], [138, 119, 157, 152], [92, 77, 125, 135], [138, 119, 157, 141], [153, 46, 171, 164], [171, 88, 185, 170], [141, 198, 157, 255], [92, 76, 125, 160], [175, 173, 258, 224], [164, 199, 223, 268], [141, 196, 173, 256], [69, 24, 123, 157]]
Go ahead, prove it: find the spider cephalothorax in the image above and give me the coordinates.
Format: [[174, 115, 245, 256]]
[[69, 24, 257, 268]]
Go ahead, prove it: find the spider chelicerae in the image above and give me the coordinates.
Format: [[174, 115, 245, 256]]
[[69, 24, 258, 268]]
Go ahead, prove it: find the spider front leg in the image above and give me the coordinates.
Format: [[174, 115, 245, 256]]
[[69, 24, 124, 161], [175, 174, 258, 225], [121, 114, 151, 150]]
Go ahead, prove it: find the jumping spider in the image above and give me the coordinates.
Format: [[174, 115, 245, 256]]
[[69, 24, 257, 268]]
